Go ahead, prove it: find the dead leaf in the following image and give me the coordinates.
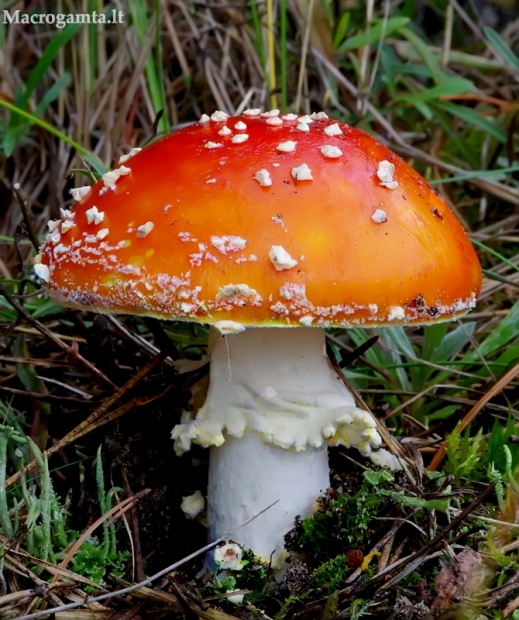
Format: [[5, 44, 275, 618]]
[[432, 548, 484, 615]]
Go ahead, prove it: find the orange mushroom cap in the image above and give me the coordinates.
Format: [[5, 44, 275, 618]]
[[38, 110, 481, 328]]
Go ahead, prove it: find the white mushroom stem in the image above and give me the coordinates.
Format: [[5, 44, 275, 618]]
[[172, 328, 382, 561], [208, 432, 329, 561]]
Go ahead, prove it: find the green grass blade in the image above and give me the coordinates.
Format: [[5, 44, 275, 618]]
[[399, 77, 473, 102], [399, 25, 445, 84], [472, 239, 519, 273], [435, 101, 507, 143], [333, 11, 350, 49], [129, 0, 169, 134], [338, 17, 410, 52], [484, 26, 519, 72], [33, 73, 72, 117], [19, 22, 82, 112], [250, 0, 266, 73], [429, 164, 519, 185], [463, 300, 519, 363], [0, 99, 105, 172]]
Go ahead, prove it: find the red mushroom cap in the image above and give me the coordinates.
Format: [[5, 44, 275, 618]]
[[38, 111, 481, 328]]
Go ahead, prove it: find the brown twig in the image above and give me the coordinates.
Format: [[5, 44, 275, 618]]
[[12, 183, 40, 252]]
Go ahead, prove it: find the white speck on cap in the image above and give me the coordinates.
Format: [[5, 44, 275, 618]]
[[199, 114, 210, 123], [277, 140, 297, 152], [137, 221, 155, 238], [269, 245, 298, 271], [388, 306, 405, 321], [271, 215, 287, 232], [33, 253, 42, 264], [281, 113, 298, 121], [53, 243, 68, 256], [96, 228, 109, 240], [206, 178, 217, 184], [266, 116, 283, 126], [324, 123, 343, 137], [243, 108, 261, 116], [47, 220, 61, 232], [102, 166, 131, 190], [218, 126, 232, 136], [85, 206, 105, 225], [296, 122, 310, 132], [34, 263, 50, 283], [261, 109, 280, 117], [211, 236, 247, 254], [205, 141, 223, 149], [214, 320, 246, 335], [372, 209, 387, 223], [310, 112, 329, 120], [59, 208, 74, 220], [211, 110, 229, 122], [291, 163, 313, 181], [118, 147, 142, 164], [299, 316, 315, 326], [298, 115, 313, 124], [272, 162, 280, 167], [231, 134, 249, 144], [215, 284, 262, 304], [321, 145, 342, 158], [255, 169, 272, 187], [70, 186, 91, 202], [377, 160, 399, 189], [234, 121, 247, 130]]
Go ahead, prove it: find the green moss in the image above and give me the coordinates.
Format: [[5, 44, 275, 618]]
[[315, 554, 351, 591]]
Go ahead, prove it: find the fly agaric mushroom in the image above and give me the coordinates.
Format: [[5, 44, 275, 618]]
[[35, 110, 481, 563]]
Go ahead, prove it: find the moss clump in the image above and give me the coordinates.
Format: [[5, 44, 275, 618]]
[[285, 470, 394, 563]]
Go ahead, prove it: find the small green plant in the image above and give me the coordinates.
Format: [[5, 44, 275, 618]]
[[349, 598, 378, 619], [70, 446, 130, 585], [0, 412, 128, 588], [446, 419, 519, 486]]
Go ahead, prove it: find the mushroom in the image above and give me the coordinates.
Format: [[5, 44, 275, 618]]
[[36, 111, 481, 563]]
